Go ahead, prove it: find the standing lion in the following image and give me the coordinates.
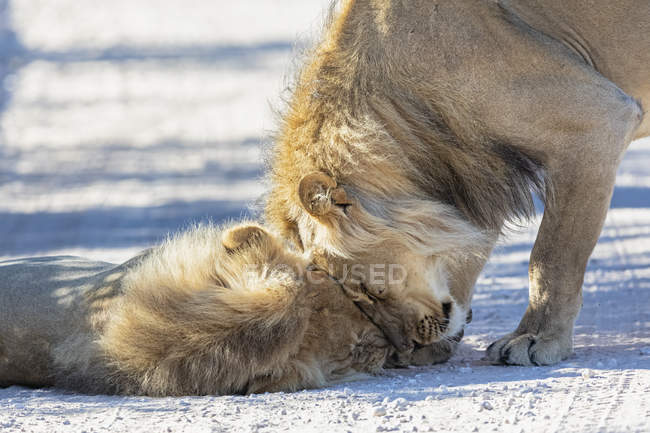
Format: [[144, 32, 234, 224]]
[[0, 223, 395, 396], [265, 0, 648, 365]]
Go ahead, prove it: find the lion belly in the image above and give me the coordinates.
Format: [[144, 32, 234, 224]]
[[0, 256, 116, 388]]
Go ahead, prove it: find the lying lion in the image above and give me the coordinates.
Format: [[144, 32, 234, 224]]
[[0, 223, 396, 396]]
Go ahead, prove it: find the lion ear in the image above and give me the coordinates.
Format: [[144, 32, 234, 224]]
[[298, 172, 351, 216], [222, 225, 270, 252]]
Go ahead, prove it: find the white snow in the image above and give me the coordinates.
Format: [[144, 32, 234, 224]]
[[0, 1, 649, 432]]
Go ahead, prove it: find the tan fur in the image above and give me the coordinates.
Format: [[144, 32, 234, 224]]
[[0, 223, 390, 395], [265, 0, 648, 365]]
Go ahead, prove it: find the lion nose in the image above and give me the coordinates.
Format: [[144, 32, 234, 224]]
[[442, 302, 452, 320], [438, 302, 452, 333]]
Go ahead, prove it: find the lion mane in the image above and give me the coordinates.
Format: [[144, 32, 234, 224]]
[[264, 0, 548, 258]]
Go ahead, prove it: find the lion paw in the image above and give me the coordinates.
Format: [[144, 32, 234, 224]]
[[410, 339, 457, 366], [485, 332, 573, 366]]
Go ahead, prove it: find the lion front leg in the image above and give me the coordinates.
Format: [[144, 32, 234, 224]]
[[486, 100, 642, 366], [487, 171, 609, 365]]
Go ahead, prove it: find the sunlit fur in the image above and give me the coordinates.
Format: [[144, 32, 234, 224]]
[[263, 0, 546, 352], [0, 222, 390, 396], [265, 0, 650, 367], [265, 0, 546, 250]]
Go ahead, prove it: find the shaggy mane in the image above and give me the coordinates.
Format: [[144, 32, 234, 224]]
[[265, 0, 550, 251]]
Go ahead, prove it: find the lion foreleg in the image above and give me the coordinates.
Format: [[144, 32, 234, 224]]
[[487, 92, 643, 365]]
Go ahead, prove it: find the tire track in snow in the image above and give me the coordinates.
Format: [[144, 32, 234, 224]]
[[549, 371, 627, 433], [595, 369, 633, 433], [544, 378, 581, 433]]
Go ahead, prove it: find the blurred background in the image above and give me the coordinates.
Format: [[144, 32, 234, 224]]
[[0, 0, 331, 262]]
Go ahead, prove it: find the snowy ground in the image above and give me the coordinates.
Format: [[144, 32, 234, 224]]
[[0, 1, 649, 432]]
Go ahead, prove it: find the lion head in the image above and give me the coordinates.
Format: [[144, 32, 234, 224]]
[[265, 167, 486, 352], [261, 0, 547, 355]]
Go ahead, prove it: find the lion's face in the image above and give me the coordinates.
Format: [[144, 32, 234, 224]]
[[277, 172, 476, 350], [310, 241, 467, 351]]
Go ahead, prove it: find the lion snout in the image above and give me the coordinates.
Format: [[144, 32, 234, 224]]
[[415, 314, 446, 344], [415, 303, 452, 344]]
